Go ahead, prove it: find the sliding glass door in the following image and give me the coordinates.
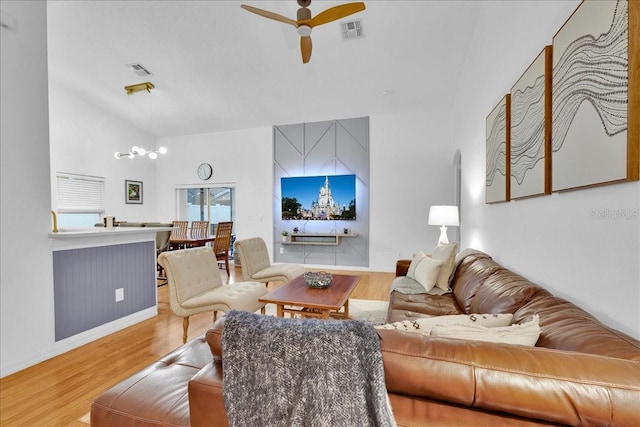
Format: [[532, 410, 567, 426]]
[[177, 187, 234, 233]]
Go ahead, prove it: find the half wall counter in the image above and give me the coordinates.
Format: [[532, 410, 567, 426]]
[[49, 227, 169, 342]]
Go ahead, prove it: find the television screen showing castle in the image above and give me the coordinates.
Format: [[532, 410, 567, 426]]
[[281, 174, 356, 221]]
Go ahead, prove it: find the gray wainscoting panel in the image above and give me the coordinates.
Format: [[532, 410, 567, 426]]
[[274, 117, 370, 267], [53, 241, 156, 341]]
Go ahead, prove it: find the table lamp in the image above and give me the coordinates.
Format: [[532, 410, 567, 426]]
[[428, 205, 459, 245]]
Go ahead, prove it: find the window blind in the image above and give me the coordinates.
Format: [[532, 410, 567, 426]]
[[56, 172, 105, 213]]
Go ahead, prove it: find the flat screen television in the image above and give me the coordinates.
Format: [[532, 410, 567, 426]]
[[281, 174, 356, 220]]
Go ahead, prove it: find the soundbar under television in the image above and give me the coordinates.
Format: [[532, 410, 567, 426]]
[[281, 174, 356, 221]]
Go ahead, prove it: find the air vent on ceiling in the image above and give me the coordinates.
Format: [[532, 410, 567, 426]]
[[341, 20, 363, 40], [127, 63, 153, 77]]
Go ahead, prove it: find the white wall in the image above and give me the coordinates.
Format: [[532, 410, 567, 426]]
[[155, 127, 275, 240], [453, 0, 640, 339], [155, 110, 458, 272], [1, 3, 164, 376], [369, 110, 458, 270], [48, 82, 159, 222], [0, 1, 55, 376]]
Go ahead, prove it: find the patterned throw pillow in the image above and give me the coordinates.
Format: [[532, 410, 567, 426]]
[[430, 315, 541, 346], [375, 313, 514, 334]]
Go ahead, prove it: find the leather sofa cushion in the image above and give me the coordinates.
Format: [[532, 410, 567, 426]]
[[515, 294, 640, 360], [378, 329, 640, 426], [91, 336, 212, 427], [469, 268, 550, 314], [451, 255, 501, 313], [388, 393, 552, 427], [387, 291, 463, 323]]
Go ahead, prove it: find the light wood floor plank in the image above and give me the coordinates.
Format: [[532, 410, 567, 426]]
[[0, 265, 393, 426]]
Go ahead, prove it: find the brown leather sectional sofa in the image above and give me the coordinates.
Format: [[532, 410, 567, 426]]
[[91, 251, 640, 426]]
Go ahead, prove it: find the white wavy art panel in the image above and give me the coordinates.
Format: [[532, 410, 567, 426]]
[[486, 96, 508, 203], [552, 0, 628, 191], [510, 48, 547, 198]]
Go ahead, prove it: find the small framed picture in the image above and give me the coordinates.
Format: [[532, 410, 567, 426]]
[[125, 180, 143, 204]]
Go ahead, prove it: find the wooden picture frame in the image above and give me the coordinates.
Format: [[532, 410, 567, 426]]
[[551, 0, 638, 191], [510, 46, 552, 199], [125, 180, 143, 204], [486, 94, 511, 203]]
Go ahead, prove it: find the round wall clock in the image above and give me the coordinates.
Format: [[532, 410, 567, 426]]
[[197, 163, 213, 180]]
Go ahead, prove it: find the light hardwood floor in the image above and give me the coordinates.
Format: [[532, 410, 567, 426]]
[[0, 265, 394, 426]]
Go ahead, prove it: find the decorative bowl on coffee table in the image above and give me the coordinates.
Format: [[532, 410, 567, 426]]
[[304, 272, 333, 289]]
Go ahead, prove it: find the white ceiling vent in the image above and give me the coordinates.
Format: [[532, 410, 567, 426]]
[[341, 20, 363, 40], [127, 63, 153, 77]]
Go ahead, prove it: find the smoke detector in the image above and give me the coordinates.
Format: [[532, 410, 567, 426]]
[[127, 63, 153, 77], [341, 20, 363, 40]]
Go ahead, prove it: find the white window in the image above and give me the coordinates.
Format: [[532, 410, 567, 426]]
[[55, 172, 105, 228]]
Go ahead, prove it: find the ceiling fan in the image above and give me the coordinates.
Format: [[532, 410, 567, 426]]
[[241, 0, 366, 64]]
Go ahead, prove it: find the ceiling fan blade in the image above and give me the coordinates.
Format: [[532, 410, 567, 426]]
[[307, 2, 365, 28], [240, 4, 298, 27], [300, 36, 312, 64]]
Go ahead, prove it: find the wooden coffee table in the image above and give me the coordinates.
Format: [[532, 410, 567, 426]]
[[259, 274, 361, 320]]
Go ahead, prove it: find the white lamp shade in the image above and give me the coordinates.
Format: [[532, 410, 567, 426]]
[[428, 205, 459, 226]]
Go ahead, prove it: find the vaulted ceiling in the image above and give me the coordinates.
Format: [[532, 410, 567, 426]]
[[46, 1, 481, 137]]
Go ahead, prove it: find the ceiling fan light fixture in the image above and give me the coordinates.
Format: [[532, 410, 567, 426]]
[[297, 25, 312, 36]]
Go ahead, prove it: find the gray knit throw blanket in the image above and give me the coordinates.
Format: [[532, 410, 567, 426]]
[[221, 310, 396, 427]]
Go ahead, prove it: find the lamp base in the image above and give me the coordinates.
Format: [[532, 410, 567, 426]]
[[438, 225, 449, 245]]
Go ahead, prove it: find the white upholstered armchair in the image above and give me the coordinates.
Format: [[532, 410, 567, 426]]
[[234, 237, 305, 285], [158, 247, 267, 343]]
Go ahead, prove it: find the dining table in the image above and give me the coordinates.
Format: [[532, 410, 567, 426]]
[[169, 234, 215, 249]]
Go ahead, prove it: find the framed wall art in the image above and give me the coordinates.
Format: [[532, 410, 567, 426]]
[[486, 94, 511, 203], [125, 179, 143, 204], [510, 46, 552, 199], [551, 0, 638, 192]]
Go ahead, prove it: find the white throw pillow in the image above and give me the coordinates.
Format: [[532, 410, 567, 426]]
[[407, 254, 442, 292], [407, 251, 427, 279], [430, 315, 541, 346], [376, 313, 514, 334], [431, 242, 459, 291]]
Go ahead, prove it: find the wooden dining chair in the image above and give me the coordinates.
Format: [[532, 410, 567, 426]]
[[212, 221, 234, 276], [170, 221, 188, 250], [155, 230, 172, 285], [189, 221, 210, 247]]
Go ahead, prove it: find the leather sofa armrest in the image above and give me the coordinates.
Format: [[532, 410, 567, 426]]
[[395, 259, 411, 277], [377, 329, 640, 426], [189, 363, 228, 427], [206, 317, 226, 361]]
